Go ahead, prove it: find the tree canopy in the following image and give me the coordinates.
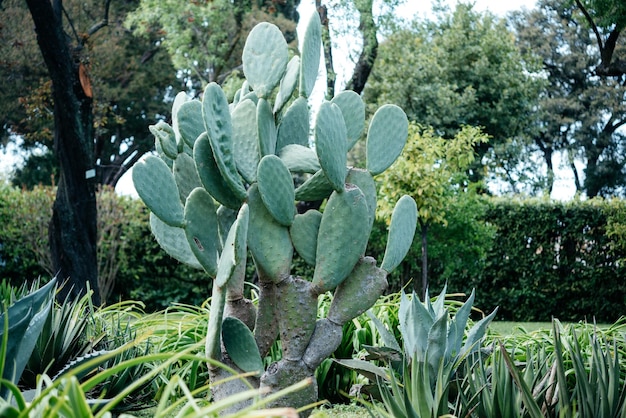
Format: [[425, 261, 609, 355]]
[[363, 3, 543, 186], [512, 0, 626, 197]]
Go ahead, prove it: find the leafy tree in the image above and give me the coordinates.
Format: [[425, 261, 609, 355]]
[[1, 0, 179, 188], [574, 0, 626, 78], [363, 3, 542, 187], [512, 0, 626, 197], [377, 123, 488, 298], [125, 0, 300, 91], [22, 0, 101, 304]]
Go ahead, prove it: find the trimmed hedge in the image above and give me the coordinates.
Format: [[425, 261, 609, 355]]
[[371, 196, 626, 322], [1, 184, 625, 320]]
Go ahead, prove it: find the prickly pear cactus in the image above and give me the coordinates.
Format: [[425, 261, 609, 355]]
[[132, 12, 416, 416]]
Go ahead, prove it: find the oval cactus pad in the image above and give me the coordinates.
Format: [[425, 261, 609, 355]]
[[315, 101, 347, 192], [257, 155, 296, 227], [133, 155, 184, 227], [202, 82, 247, 201], [242, 22, 289, 99], [366, 104, 409, 175], [184, 188, 220, 277], [313, 185, 370, 292], [222, 316, 264, 374], [381, 195, 418, 273], [331, 90, 365, 150]]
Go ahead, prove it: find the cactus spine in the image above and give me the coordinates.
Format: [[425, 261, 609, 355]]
[[132, 12, 416, 415]]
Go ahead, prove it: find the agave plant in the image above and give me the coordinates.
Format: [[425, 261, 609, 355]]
[[0, 277, 56, 400], [338, 286, 497, 418]]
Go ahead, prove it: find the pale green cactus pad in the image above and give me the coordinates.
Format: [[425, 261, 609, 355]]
[[149, 213, 202, 269], [257, 98, 277, 157], [133, 155, 184, 227], [299, 12, 321, 98], [222, 316, 264, 375], [176, 99, 204, 148], [257, 155, 296, 227], [381, 195, 418, 273], [331, 90, 365, 149], [184, 187, 220, 277], [290, 209, 322, 266], [247, 184, 293, 281], [278, 144, 320, 174], [231, 99, 259, 184], [315, 101, 347, 192], [277, 97, 310, 151], [173, 152, 202, 203], [313, 185, 370, 292], [150, 120, 178, 159], [274, 55, 300, 114], [242, 22, 289, 99], [202, 82, 247, 201], [345, 168, 377, 230], [215, 204, 249, 287], [171, 91, 190, 145], [194, 132, 243, 209], [366, 104, 409, 175], [294, 169, 335, 202]]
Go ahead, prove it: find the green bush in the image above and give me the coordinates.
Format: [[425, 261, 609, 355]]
[[479, 197, 626, 322]]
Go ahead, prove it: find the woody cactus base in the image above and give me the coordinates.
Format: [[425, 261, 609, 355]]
[[132, 14, 417, 414]]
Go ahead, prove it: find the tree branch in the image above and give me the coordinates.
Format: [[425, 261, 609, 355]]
[[345, 0, 378, 94], [316, 1, 336, 99], [86, 0, 112, 39]]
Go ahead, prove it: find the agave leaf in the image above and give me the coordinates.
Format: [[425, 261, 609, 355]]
[[446, 289, 475, 362], [461, 307, 498, 356]]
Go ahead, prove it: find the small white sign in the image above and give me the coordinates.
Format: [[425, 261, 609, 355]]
[[85, 169, 96, 179]]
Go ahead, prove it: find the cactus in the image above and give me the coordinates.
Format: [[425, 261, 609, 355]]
[[132, 14, 417, 416]]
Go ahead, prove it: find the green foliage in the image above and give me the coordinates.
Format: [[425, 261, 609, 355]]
[[0, 278, 56, 399], [364, 3, 541, 185], [480, 197, 626, 322], [512, 0, 626, 197], [337, 288, 496, 418], [1, 0, 179, 187], [377, 123, 488, 225]]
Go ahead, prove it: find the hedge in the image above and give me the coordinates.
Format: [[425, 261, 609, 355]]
[[1, 185, 625, 321]]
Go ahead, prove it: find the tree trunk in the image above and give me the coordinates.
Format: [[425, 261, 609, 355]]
[[345, 0, 378, 95], [26, 0, 100, 305]]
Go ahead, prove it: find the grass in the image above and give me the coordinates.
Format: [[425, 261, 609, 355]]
[[489, 321, 552, 335]]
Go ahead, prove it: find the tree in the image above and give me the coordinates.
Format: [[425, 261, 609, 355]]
[[125, 0, 300, 92], [22, 0, 104, 304], [1, 0, 179, 188], [363, 3, 542, 187], [377, 123, 488, 298], [574, 0, 626, 78], [315, 0, 405, 98], [512, 0, 626, 197]]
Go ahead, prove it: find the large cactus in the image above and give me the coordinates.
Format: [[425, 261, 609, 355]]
[[132, 14, 417, 415]]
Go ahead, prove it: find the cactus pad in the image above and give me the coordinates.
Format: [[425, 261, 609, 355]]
[[215, 204, 249, 287], [315, 101, 348, 192], [149, 213, 202, 270], [194, 132, 244, 209], [276, 97, 310, 151], [257, 98, 277, 157], [257, 155, 296, 227], [231, 99, 259, 184], [176, 100, 204, 148], [366, 104, 409, 175], [242, 22, 289, 99], [173, 152, 202, 203], [294, 169, 336, 202], [290, 209, 322, 266], [381, 195, 418, 273], [299, 12, 322, 98], [274, 55, 300, 114], [331, 90, 365, 149], [312, 185, 370, 292], [132, 155, 184, 227], [184, 187, 220, 277], [202, 82, 247, 201], [247, 184, 293, 281], [150, 121, 178, 159]]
